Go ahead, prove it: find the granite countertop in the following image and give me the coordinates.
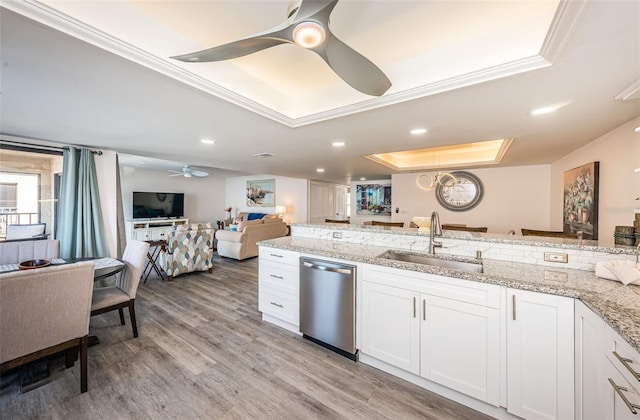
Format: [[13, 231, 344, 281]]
[[259, 236, 640, 353], [291, 222, 639, 255]]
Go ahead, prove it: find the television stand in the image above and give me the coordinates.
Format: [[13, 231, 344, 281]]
[[126, 218, 189, 241]]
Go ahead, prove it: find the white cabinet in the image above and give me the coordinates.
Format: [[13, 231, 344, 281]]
[[506, 288, 574, 420], [606, 359, 640, 419], [126, 218, 189, 241], [604, 324, 640, 419], [258, 247, 300, 333], [575, 300, 606, 420], [360, 264, 501, 406], [361, 281, 420, 374], [421, 295, 500, 405]]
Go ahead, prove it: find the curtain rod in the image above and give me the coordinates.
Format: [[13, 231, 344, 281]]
[[0, 140, 102, 155]]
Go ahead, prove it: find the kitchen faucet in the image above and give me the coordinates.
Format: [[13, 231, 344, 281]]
[[429, 211, 442, 254]]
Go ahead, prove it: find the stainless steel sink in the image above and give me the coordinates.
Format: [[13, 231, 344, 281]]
[[378, 251, 484, 273]]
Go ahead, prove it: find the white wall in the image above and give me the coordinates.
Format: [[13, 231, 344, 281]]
[[225, 174, 308, 224], [550, 116, 640, 244], [391, 165, 551, 234], [120, 167, 227, 224]]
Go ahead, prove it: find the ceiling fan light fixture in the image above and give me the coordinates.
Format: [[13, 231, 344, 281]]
[[293, 21, 326, 49]]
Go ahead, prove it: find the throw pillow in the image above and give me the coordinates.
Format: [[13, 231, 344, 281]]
[[247, 213, 267, 221]]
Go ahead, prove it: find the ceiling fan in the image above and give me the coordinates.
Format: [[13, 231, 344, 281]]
[[171, 0, 391, 97], [168, 165, 209, 178]]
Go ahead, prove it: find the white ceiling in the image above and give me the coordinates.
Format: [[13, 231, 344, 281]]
[[0, 0, 639, 184]]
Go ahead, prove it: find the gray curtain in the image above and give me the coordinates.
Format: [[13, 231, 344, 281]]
[[56, 147, 109, 258]]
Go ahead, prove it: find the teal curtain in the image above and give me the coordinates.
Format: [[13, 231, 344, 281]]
[[56, 147, 109, 258]]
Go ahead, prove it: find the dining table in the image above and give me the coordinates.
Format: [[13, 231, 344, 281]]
[[0, 256, 125, 278], [0, 256, 126, 392]]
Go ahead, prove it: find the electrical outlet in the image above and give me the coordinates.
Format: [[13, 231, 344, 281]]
[[332, 231, 343, 239], [544, 252, 568, 263]]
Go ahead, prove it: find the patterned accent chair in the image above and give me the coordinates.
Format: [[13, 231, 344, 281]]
[[165, 223, 214, 281]]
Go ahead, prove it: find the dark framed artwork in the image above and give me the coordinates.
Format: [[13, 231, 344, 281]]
[[563, 161, 599, 239], [356, 184, 392, 216]]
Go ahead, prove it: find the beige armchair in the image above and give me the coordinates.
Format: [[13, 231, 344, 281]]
[[216, 217, 288, 260], [0, 261, 95, 393], [165, 223, 214, 280]]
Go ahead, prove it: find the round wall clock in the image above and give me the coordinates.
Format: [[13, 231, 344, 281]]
[[435, 171, 483, 212]]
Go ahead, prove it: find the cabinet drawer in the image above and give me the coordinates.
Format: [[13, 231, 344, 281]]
[[259, 260, 298, 295], [606, 359, 640, 419], [606, 325, 640, 387], [259, 288, 299, 326], [259, 247, 299, 265]]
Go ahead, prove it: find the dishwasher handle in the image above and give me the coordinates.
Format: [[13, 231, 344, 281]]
[[302, 261, 353, 275]]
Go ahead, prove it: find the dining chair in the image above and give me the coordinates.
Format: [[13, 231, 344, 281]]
[[91, 240, 150, 338], [0, 261, 95, 393], [5, 223, 47, 240], [521, 228, 577, 238], [442, 224, 488, 233], [371, 221, 405, 227]]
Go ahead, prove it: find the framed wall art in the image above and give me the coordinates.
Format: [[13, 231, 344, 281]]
[[356, 184, 391, 216], [246, 179, 275, 207], [563, 161, 599, 239]]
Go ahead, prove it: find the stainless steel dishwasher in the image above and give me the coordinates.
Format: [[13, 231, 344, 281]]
[[300, 257, 357, 360]]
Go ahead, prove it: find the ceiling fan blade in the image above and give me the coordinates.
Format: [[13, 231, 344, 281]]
[[171, 16, 296, 63], [315, 30, 392, 96], [168, 173, 183, 177], [293, 0, 338, 23]]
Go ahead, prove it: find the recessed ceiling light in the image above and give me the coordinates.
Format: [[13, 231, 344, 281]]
[[530, 106, 558, 115], [360, 177, 366, 181], [635, 126, 640, 133], [316, 168, 325, 173], [200, 139, 215, 144], [410, 128, 427, 135], [332, 141, 345, 147]]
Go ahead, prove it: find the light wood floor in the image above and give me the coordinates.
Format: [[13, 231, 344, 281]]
[[0, 255, 493, 419]]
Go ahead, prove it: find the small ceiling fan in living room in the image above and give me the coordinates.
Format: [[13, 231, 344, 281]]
[[170, 0, 391, 96], [168, 165, 209, 178]]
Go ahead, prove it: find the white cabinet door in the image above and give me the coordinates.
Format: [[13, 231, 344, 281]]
[[606, 360, 640, 420], [361, 281, 420, 374], [420, 295, 500, 406], [507, 288, 574, 420], [575, 300, 606, 420], [134, 228, 150, 241]]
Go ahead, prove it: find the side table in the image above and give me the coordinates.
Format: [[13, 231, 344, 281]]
[[143, 239, 167, 282]]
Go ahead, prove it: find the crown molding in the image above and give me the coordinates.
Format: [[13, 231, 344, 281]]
[[4, 0, 585, 128], [615, 78, 640, 101], [540, 0, 589, 62]]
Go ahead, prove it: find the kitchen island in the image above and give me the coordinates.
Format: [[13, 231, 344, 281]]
[[258, 225, 640, 420]]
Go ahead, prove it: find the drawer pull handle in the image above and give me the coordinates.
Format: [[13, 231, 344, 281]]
[[270, 254, 284, 258], [512, 295, 516, 321], [423, 299, 426, 321], [613, 351, 640, 381], [270, 274, 284, 279], [270, 302, 284, 308], [609, 378, 640, 414]]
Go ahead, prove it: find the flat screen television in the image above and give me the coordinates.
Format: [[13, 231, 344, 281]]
[[132, 192, 184, 219]]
